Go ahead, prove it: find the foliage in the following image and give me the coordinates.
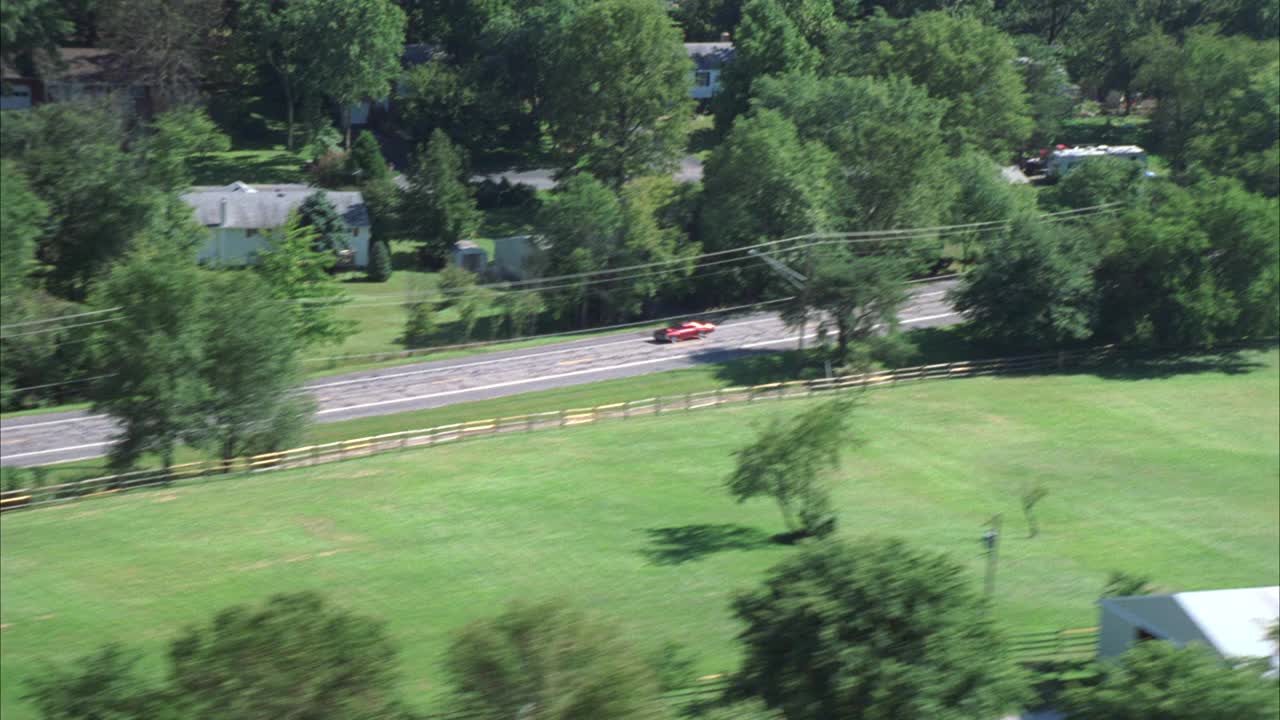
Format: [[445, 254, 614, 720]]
[[255, 214, 355, 349], [1, 100, 157, 300], [362, 176, 401, 243], [950, 216, 1100, 349], [23, 644, 168, 720], [0, 159, 47, 297], [0, 0, 71, 73], [437, 265, 479, 299], [97, 0, 221, 109], [350, 131, 391, 183], [367, 240, 393, 282], [446, 600, 668, 720], [1094, 177, 1280, 347], [833, 11, 1033, 155], [1042, 156, 1146, 210], [138, 105, 231, 191], [89, 225, 210, 471], [536, 174, 624, 325], [238, 0, 321, 150], [403, 301, 437, 347], [1015, 35, 1077, 148], [1100, 571, 1155, 598], [496, 290, 544, 337], [732, 538, 1030, 720], [751, 73, 955, 231], [1131, 29, 1279, 195], [1060, 641, 1279, 719], [943, 151, 1037, 264], [725, 396, 854, 536], [307, 0, 406, 145], [673, 0, 742, 40], [786, 249, 909, 363], [404, 129, 482, 267], [305, 148, 352, 188], [542, 0, 692, 186], [297, 191, 346, 255], [699, 109, 835, 263], [198, 272, 313, 461], [713, 0, 818, 133]]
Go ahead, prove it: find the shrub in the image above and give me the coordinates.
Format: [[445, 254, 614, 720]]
[[305, 149, 351, 188], [404, 302, 437, 347], [367, 240, 392, 282]]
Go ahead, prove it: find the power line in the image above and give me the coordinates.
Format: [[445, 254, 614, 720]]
[[0, 317, 120, 340], [0, 307, 122, 331]]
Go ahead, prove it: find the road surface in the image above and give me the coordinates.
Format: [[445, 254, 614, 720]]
[[0, 280, 959, 467]]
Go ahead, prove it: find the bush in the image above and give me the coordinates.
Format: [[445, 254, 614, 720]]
[[367, 240, 392, 282], [474, 177, 538, 210], [437, 265, 478, 302], [403, 302, 437, 347], [305, 149, 352, 188]]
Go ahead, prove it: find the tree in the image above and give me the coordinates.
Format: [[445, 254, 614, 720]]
[[2, 100, 157, 300], [1100, 571, 1155, 598], [23, 644, 169, 720], [138, 105, 231, 191], [751, 73, 954, 231], [725, 397, 854, 537], [950, 216, 1100, 349], [255, 214, 355, 349], [713, 0, 818, 133], [0, 0, 71, 75], [98, 0, 221, 110], [1042, 156, 1146, 211], [786, 249, 908, 364], [731, 538, 1031, 720], [297, 191, 346, 254], [0, 160, 47, 298], [542, 0, 692, 186], [238, 0, 315, 150], [943, 151, 1037, 265], [198, 272, 313, 463], [90, 224, 210, 472], [833, 11, 1032, 155], [404, 129, 482, 268], [536, 174, 625, 325], [1015, 36, 1076, 149], [367, 239, 393, 282], [403, 301, 438, 347], [1094, 178, 1280, 347], [1060, 642, 1279, 720], [700, 108, 836, 259], [350, 131, 391, 183], [306, 0, 406, 148], [497, 291, 544, 337], [362, 175, 401, 245], [446, 600, 667, 720]]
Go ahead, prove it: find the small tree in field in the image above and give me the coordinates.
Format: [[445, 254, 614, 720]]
[[256, 214, 355, 349], [1020, 480, 1049, 538], [403, 301, 437, 347], [350, 130, 390, 183], [1060, 641, 1279, 720], [403, 129, 481, 268], [367, 239, 392, 282], [446, 600, 666, 720], [731, 539, 1030, 720], [297, 191, 346, 254], [725, 396, 854, 538]]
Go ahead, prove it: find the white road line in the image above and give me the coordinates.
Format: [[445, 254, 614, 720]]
[[2, 413, 110, 431], [0, 441, 113, 461]]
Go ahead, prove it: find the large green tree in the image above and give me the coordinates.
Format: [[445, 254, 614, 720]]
[[732, 539, 1030, 719], [255, 214, 355, 349], [447, 600, 667, 720], [542, 0, 692, 186], [725, 396, 854, 537], [951, 215, 1100, 349], [833, 11, 1032, 155], [751, 73, 955, 231], [297, 191, 346, 254], [98, 0, 222, 110], [713, 0, 818, 133], [0, 0, 71, 74], [89, 217, 210, 472], [788, 249, 909, 363], [198, 272, 313, 463], [403, 129, 482, 267], [138, 105, 231, 192], [1060, 641, 1279, 719], [0, 160, 47, 298]]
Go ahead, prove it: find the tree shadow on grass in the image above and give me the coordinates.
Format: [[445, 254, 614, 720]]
[[189, 151, 306, 186], [641, 524, 775, 566], [1062, 347, 1268, 381]]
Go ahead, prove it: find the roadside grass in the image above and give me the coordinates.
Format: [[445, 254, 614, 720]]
[[2, 349, 1276, 718]]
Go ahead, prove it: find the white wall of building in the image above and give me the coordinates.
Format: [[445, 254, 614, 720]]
[[197, 226, 370, 267]]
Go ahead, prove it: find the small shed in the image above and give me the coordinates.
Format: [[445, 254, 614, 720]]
[[452, 240, 488, 274], [1098, 586, 1279, 668], [684, 42, 734, 100]]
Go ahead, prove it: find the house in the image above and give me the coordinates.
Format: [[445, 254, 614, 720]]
[[452, 240, 488, 274], [1098, 586, 1279, 671], [181, 182, 371, 267], [1, 47, 152, 116], [684, 42, 734, 101]]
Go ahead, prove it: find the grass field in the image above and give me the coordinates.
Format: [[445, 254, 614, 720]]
[[3, 351, 1277, 718]]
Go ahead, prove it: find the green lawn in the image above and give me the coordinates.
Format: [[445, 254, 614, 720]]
[[3, 350, 1276, 718], [188, 148, 308, 186]]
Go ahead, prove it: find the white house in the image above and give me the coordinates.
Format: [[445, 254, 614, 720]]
[[1098, 586, 1279, 671], [181, 182, 371, 267], [685, 42, 734, 101]]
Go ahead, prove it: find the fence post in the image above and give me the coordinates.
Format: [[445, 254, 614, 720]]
[[560, 409, 567, 427], [716, 388, 723, 406], [684, 393, 691, 411], [527, 414, 535, 432]]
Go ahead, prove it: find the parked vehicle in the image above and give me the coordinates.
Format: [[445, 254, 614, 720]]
[[654, 321, 716, 343]]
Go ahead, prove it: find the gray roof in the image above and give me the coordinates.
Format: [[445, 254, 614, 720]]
[[684, 42, 734, 71], [181, 183, 369, 229]]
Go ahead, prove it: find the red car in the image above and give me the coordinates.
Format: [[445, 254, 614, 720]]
[[654, 321, 716, 343]]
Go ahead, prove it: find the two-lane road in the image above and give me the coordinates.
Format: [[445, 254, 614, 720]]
[[0, 280, 960, 467]]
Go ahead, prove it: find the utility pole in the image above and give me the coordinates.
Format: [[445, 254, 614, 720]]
[[747, 248, 808, 351], [982, 513, 1002, 599]]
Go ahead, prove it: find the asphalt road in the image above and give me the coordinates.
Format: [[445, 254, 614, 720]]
[[0, 279, 959, 467]]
